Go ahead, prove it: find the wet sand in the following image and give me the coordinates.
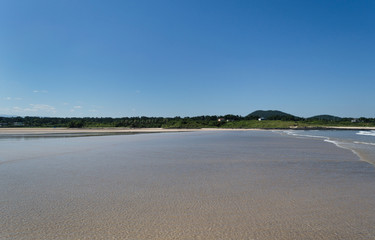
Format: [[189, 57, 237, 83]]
[[1, 126, 374, 136], [0, 127, 260, 135], [0, 127, 197, 134], [0, 131, 374, 239]]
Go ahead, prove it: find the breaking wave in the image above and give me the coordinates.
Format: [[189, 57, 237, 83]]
[[356, 130, 375, 137]]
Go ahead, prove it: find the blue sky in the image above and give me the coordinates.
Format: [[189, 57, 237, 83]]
[[1, 0, 374, 118]]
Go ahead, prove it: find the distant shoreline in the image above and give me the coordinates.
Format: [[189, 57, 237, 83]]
[[0, 126, 374, 135], [288, 126, 375, 130]]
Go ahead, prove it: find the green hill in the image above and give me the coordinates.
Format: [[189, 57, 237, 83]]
[[247, 110, 300, 120]]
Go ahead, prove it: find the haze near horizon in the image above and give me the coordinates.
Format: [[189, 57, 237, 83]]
[[1, 0, 374, 118]]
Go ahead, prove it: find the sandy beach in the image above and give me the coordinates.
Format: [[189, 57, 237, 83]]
[[0, 127, 193, 134], [1, 126, 375, 137], [0, 127, 261, 135], [1, 130, 374, 239]]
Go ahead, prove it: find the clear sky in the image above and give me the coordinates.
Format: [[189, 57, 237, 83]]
[[1, 0, 374, 118]]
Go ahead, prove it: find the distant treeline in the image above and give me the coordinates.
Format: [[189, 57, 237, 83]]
[[0, 115, 253, 128], [1, 115, 375, 129]]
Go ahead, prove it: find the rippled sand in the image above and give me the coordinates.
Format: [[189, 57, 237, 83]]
[[1, 131, 374, 239]]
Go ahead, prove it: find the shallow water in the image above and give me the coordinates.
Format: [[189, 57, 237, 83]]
[[0, 131, 374, 239], [281, 130, 375, 166]]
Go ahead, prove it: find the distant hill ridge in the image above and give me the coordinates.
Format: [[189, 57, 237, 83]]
[[247, 110, 345, 121], [247, 110, 297, 119]]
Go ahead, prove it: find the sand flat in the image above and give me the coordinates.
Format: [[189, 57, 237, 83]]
[[0, 131, 374, 239], [0, 127, 263, 134], [1, 126, 375, 134]]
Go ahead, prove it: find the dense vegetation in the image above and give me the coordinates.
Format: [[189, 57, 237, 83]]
[[1, 110, 375, 129]]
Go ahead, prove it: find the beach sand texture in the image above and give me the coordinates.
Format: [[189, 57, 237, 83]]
[[1, 131, 374, 239]]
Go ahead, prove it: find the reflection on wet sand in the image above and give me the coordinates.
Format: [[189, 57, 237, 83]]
[[0, 131, 374, 239]]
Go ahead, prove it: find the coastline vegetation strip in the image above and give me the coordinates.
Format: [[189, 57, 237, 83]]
[[1, 112, 375, 130]]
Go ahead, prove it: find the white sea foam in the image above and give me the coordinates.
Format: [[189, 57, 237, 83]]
[[324, 139, 346, 149], [354, 141, 375, 146], [282, 130, 328, 140], [356, 130, 375, 137]]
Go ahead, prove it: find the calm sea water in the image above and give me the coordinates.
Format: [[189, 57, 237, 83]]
[[280, 130, 375, 166]]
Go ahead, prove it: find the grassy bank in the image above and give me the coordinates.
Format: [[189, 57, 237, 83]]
[[220, 120, 375, 129]]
